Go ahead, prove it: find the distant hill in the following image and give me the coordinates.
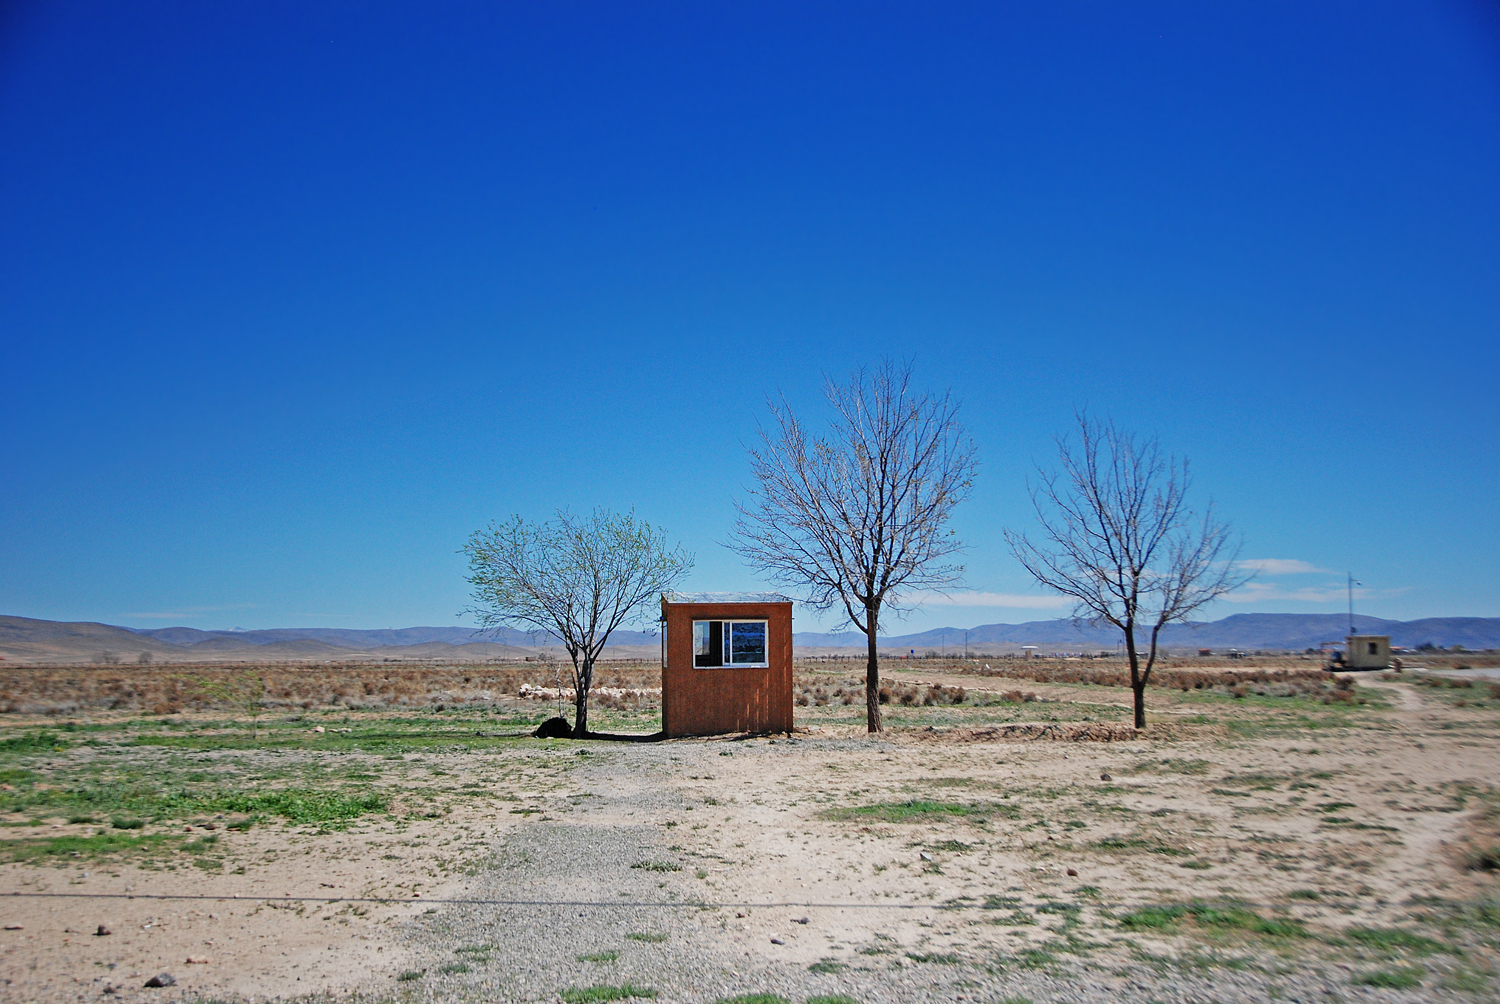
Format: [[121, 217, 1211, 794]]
[[0, 615, 659, 664], [799, 613, 1500, 653], [2, 611, 1496, 664], [125, 624, 662, 649]]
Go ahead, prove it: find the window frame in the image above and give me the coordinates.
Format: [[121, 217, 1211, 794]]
[[692, 618, 770, 669]]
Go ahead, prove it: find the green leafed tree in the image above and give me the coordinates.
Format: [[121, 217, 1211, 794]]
[[1005, 412, 1249, 729], [464, 508, 693, 737]]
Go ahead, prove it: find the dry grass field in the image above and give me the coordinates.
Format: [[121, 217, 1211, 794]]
[[2, 657, 1498, 1003]]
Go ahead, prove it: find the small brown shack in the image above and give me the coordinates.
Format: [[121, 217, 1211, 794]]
[[660, 591, 793, 738]]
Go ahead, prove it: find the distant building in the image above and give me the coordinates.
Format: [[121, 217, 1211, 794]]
[[1345, 634, 1391, 671], [1021, 645, 1039, 659], [1198, 648, 1212, 657]]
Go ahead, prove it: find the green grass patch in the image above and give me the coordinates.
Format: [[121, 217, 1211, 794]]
[[1092, 835, 1190, 856], [110, 816, 145, 829], [560, 987, 658, 1003], [1343, 927, 1447, 956], [1012, 947, 1056, 968], [207, 789, 388, 825], [981, 894, 1023, 909], [630, 860, 681, 872], [437, 961, 470, 974], [578, 950, 620, 963], [1117, 905, 1185, 930], [396, 970, 424, 982], [0, 764, 386, 828], [807, 959, 847, 974], [1116, 902, 1306, 938], [0, 730, 69, 752], [625, 932, 667, 943], [821, 799, 1011, 823], [904, 951, 961, 964], [1352, 967, 1424, 989], [0, 830, 175, 864]]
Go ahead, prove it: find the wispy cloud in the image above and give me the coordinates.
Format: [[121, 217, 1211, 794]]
[[906, 591, 1073, 610], [1237, 558, 1330, 575], [1223, 582, 1410, 604], [121, 603, 257, 620]]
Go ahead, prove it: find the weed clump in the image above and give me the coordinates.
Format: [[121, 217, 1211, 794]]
[[560, 985, 658, 1002], [1115, 902, 1306, 938], [1352, 967, 1424, 989], [1344, 927, 1447, 956], [822, 799, 1009, 823]]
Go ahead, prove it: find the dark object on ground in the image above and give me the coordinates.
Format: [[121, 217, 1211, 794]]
[[770, 937, 784, 945], [144, 973, 176, 988], [1100, 773, 1112, 781], [95, 925, 111, 936], [1067, 868, 1079, 877], [795, 916, 809, 924], [533, 716, 573, 739]]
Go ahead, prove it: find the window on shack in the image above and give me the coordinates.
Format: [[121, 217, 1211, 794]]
[[692, 620, 768, 668]]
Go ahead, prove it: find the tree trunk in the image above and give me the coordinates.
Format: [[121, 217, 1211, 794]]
[[1124, 623, 1146, 730], [573, 657, 592, 738], [865, 605, 882, 734]]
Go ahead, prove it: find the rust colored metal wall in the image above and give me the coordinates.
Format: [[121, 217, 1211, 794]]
[[661, 599, 793, 738]]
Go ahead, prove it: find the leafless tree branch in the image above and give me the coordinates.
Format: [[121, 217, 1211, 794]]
[[730, 359, 979, 732], [1004, 411, 1249, 728]]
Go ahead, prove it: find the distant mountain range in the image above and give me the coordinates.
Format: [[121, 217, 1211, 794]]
[[1, 612, 1496, 664], [0, 616, 661, 664], [126, 624, 663, 650], [801, 613, 1500, 653]]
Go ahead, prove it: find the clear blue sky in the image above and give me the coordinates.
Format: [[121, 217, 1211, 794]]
[[3, 1, 1497, 634]]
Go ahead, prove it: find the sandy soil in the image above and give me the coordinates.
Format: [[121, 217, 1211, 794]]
[[2, 668, 1498, 1002]]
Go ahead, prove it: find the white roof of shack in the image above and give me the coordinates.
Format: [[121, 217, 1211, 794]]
[[663, 591, 794, 605]]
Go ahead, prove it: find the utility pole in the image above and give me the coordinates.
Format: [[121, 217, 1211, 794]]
[[1347, 572, 1362, 635], [964, 629, 969, 660]]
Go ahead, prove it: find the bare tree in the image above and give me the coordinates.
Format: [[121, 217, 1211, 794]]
[[731, 360, 979, 733], [464, 508, 693, 737], [1005, 413, 1248, 729]]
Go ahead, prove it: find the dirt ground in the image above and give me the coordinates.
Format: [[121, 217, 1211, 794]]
[[2, 661, 1499, 1002]]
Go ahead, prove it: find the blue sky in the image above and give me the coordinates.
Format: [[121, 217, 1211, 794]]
[[2, 1, 1497, 634]]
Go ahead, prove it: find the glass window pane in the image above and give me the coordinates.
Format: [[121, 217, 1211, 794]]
[[729, 621, 766, 664], [694, 621, 723, 667]]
